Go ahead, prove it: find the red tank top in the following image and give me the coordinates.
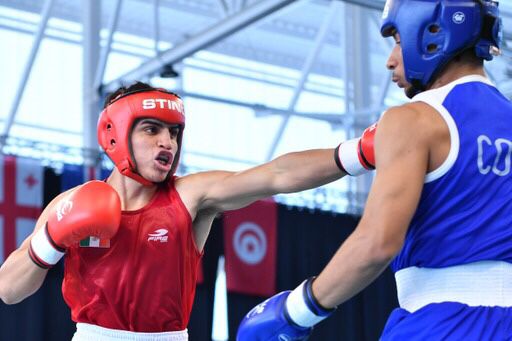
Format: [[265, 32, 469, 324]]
[[62, 179, 202, 332]]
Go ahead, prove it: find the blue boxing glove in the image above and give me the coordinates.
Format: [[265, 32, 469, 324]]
[[237, 277, 335, 341]]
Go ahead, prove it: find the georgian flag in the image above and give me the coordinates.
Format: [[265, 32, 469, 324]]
[[0, 156, 43, 263]]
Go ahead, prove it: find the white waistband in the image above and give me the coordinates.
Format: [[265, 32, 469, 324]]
[[73, 323, 188, 341], [395, 261, 512, 313]]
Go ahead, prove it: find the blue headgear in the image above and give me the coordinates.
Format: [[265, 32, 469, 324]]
[[380, 0, 502, 93]]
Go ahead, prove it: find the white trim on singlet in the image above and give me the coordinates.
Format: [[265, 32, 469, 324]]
[[395, 261, 512, 313], [410, 75, 494, 183], [72, 323, 188, 341]]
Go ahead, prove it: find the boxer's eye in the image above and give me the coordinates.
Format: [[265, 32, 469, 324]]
[[143, 125, 159, 134], [169, 127, 180, 139]]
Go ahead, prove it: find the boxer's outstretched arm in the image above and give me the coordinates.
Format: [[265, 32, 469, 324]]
[[178, 123, 376, 214]]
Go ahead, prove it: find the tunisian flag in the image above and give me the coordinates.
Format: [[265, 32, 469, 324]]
[[0, 156, 43, 264], [223, 199, 277, 297]]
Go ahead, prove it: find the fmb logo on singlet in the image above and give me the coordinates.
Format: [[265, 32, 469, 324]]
[[477, 135, 512, 176], [148, 228, 168, 242]]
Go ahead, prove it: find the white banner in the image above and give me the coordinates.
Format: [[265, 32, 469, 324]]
[[16, 157, 43, 207]]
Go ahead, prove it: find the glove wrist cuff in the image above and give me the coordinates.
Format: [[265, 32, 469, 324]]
[[29, 224, 65, 269], [285, 277, 335, 328], [336, 138, 370, 176]]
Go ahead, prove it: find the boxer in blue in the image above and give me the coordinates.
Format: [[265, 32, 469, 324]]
[[237, 1, 512, 339]]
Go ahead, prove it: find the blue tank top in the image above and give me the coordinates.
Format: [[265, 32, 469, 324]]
[[392, 75, 512, 272]]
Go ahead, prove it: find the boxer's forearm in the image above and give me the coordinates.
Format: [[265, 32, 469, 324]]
[[193, 124, 377, 213], [270, 148, 344, 193], [270, 124, 377, 193], [311, 229, 393, 308], [193, 149, 343, 213], [0, 245, 47, 304]]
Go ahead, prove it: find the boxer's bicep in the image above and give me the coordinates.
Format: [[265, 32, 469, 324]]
[[358, 106, 430, 251], [179, 163, 287, 212]]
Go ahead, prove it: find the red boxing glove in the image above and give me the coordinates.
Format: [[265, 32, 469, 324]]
[[29, 180, 121, 269], [334, 123, 376, 176]]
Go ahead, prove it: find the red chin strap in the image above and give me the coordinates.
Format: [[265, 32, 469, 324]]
[[117, 159, 153, 186], [122, 169, 153, 186]]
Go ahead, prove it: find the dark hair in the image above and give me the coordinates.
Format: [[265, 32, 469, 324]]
[[453, 49, 484, 66], [103, 81, 157, 109]]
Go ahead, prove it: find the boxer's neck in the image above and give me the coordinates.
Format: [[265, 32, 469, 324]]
[[106, 169, 158, 211]]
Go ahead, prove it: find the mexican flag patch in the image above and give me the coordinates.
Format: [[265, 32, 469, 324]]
[[79, 236, 110, 248]]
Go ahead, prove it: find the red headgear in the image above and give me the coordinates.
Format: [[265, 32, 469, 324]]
[[97, 88, 185, 185]]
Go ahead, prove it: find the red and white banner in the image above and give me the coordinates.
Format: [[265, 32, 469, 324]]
[[0, 156, 43, 263], [223, 199, 277, 297]]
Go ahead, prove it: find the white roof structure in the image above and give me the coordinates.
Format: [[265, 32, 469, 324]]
[[1, 0, 511, 213]]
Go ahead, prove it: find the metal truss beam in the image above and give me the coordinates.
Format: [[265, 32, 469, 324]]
[[343, 3, 373, 213], [102, 0, 296, 93], [94, 0, 123, 89], [179, 90, 382, 124], [3, 0, 54, 139], [266, 0, 340, 160], [82, 0, 101, 165]]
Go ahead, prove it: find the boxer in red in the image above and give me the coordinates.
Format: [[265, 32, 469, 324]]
[[0, 81, 376, 340]]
